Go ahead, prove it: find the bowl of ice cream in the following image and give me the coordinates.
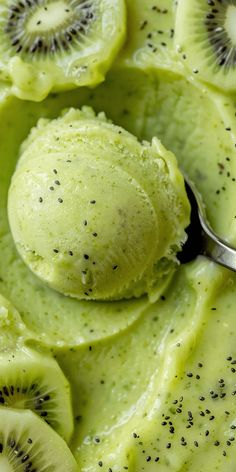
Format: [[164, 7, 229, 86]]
[[0, 0, 236, 471]]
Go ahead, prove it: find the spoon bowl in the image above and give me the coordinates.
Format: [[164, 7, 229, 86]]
[[178, 176, 236, 272]]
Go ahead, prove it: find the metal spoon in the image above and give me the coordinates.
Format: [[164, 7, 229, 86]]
[[178, 175, 236, 272]]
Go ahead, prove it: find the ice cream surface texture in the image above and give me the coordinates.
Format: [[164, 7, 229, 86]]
[[8, 107, 190, 301]]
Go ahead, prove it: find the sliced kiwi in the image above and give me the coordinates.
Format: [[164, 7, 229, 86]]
[[174, 0, 236, 93], [0, 0, 126, 101], [0, 408, 77, 471], [0, 348, 74, 443]]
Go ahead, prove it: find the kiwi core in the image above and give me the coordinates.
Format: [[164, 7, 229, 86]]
[[27, 1, 74, 34], [0, 457, 11, 471]]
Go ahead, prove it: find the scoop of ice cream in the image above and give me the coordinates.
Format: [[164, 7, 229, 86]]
[[8, 107, 190, 301]]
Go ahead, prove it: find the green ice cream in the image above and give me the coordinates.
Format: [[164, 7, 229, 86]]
[[8, 107, 190, 301]]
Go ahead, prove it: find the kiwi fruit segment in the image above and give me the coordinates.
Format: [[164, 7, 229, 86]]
[[0, 0, 126, 101], [174, 0, 236, 93], [0, 408, 77, 471], [0, 348, 74, 443]]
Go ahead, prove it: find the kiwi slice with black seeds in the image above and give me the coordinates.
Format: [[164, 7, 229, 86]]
[[0, 0, 126, 101], [0, 348, 74, 443], [174, 0, 236, 93], [0, 408, 77, 471]]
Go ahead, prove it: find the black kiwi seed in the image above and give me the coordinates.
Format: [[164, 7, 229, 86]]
[[4, 0, 96, 56], [9, 439, 15, 448], [204, 0, 236, 70]]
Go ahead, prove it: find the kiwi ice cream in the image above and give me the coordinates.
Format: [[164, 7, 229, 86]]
[[2, 0, 236, 470], [8, 107, 190, 301]]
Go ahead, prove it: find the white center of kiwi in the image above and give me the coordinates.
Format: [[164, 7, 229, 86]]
[[225, 5, 236, 46], [27, 1, 73, 34], [0, 457, 11, 471]]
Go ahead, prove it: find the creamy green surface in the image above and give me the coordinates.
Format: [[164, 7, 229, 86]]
[[1, 1, 236, 471]]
